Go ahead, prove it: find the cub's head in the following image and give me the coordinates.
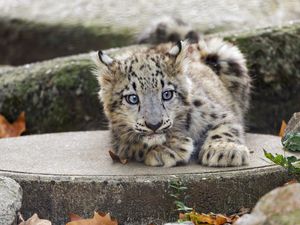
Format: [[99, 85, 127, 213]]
[[92, 42, 191, 146]]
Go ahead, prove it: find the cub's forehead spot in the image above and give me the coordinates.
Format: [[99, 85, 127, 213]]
[[120, 55, 168, 91], [123, 54, 165, 72]]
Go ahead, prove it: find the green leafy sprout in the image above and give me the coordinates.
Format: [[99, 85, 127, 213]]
[[169, 179, 193, 212], [264, 132, 300, 174], [282, 132, 300, 152]]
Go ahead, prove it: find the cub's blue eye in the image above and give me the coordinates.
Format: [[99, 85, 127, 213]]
[[125, 94, 139, 105], [162, 90, 174, 101]]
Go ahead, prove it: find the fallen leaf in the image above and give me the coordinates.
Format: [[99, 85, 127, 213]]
[[108, 150, 128, 164], [0, 112, 26, 138], [67, 212, 118, 225], [284, 179, 298, 186], [95, 212, 118, 225], [279, 120, 287, 138], [69, 213, 83, 221], [197, 214, 216, 224], [18, 213, 51, 225], [180, 211, 241, 225], [216, 214, 229, 224]]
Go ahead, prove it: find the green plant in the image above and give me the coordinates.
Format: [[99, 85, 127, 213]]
[[264, 131, 300, 174], [282, 132, 300, 152], [264, 149, 300, 174], [169, 179, 193, 212]]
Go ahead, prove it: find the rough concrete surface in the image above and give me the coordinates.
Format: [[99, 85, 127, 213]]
[[0, 131, 299, 225], [1, 0, 300, 65], [0, 177, 23, 225], [0, 23, 300, 135]]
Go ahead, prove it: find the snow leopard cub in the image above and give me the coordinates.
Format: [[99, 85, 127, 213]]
[[92, 34, 251, 167]]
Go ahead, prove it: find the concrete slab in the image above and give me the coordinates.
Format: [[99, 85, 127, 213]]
[[0, 131, 296, 176], [0, 131, 299, 225]]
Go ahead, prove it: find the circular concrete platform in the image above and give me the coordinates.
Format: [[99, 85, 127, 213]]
[[0, 131, 299, 225]]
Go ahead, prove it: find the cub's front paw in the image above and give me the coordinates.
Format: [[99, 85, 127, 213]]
[[144, 136, 194, 167], [144, 146, 178, 167], [144, 141, 193, 167], [199, 142, 249, 167]]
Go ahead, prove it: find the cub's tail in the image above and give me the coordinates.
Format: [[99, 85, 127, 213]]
[[199, 38, 251, 115]]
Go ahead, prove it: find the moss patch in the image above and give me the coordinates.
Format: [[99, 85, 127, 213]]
[[0, 55, 107, 134]]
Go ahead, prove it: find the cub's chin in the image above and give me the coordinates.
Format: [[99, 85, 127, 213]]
[[143, 133, 166, 146]]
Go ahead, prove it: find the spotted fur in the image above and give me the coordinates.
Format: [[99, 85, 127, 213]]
[[92, 24, 251, 167]]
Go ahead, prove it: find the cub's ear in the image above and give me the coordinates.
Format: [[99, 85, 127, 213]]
[[167, 41, 188, 74], [91, 50, 118, 86], [91, 50, 115, 68], [97, 50, 114, 66], [168, 40, 183, 58]]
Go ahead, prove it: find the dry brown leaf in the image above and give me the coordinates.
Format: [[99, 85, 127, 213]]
[[186, 212, 216, 224], [95, 212, 118, 225], [108, 150, 128, 164], [0, 112, 26, 138], [181, 211, 241, 225], [66, 212, 118, 225], [69, 213, 83, 221], [284, 179, 298, 186], [67, 217, 95, 225], [198, 214, 216, 224], [18, 213, 51, 225], [279, 120, 287, 138], [215, 214, 229, 224]]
